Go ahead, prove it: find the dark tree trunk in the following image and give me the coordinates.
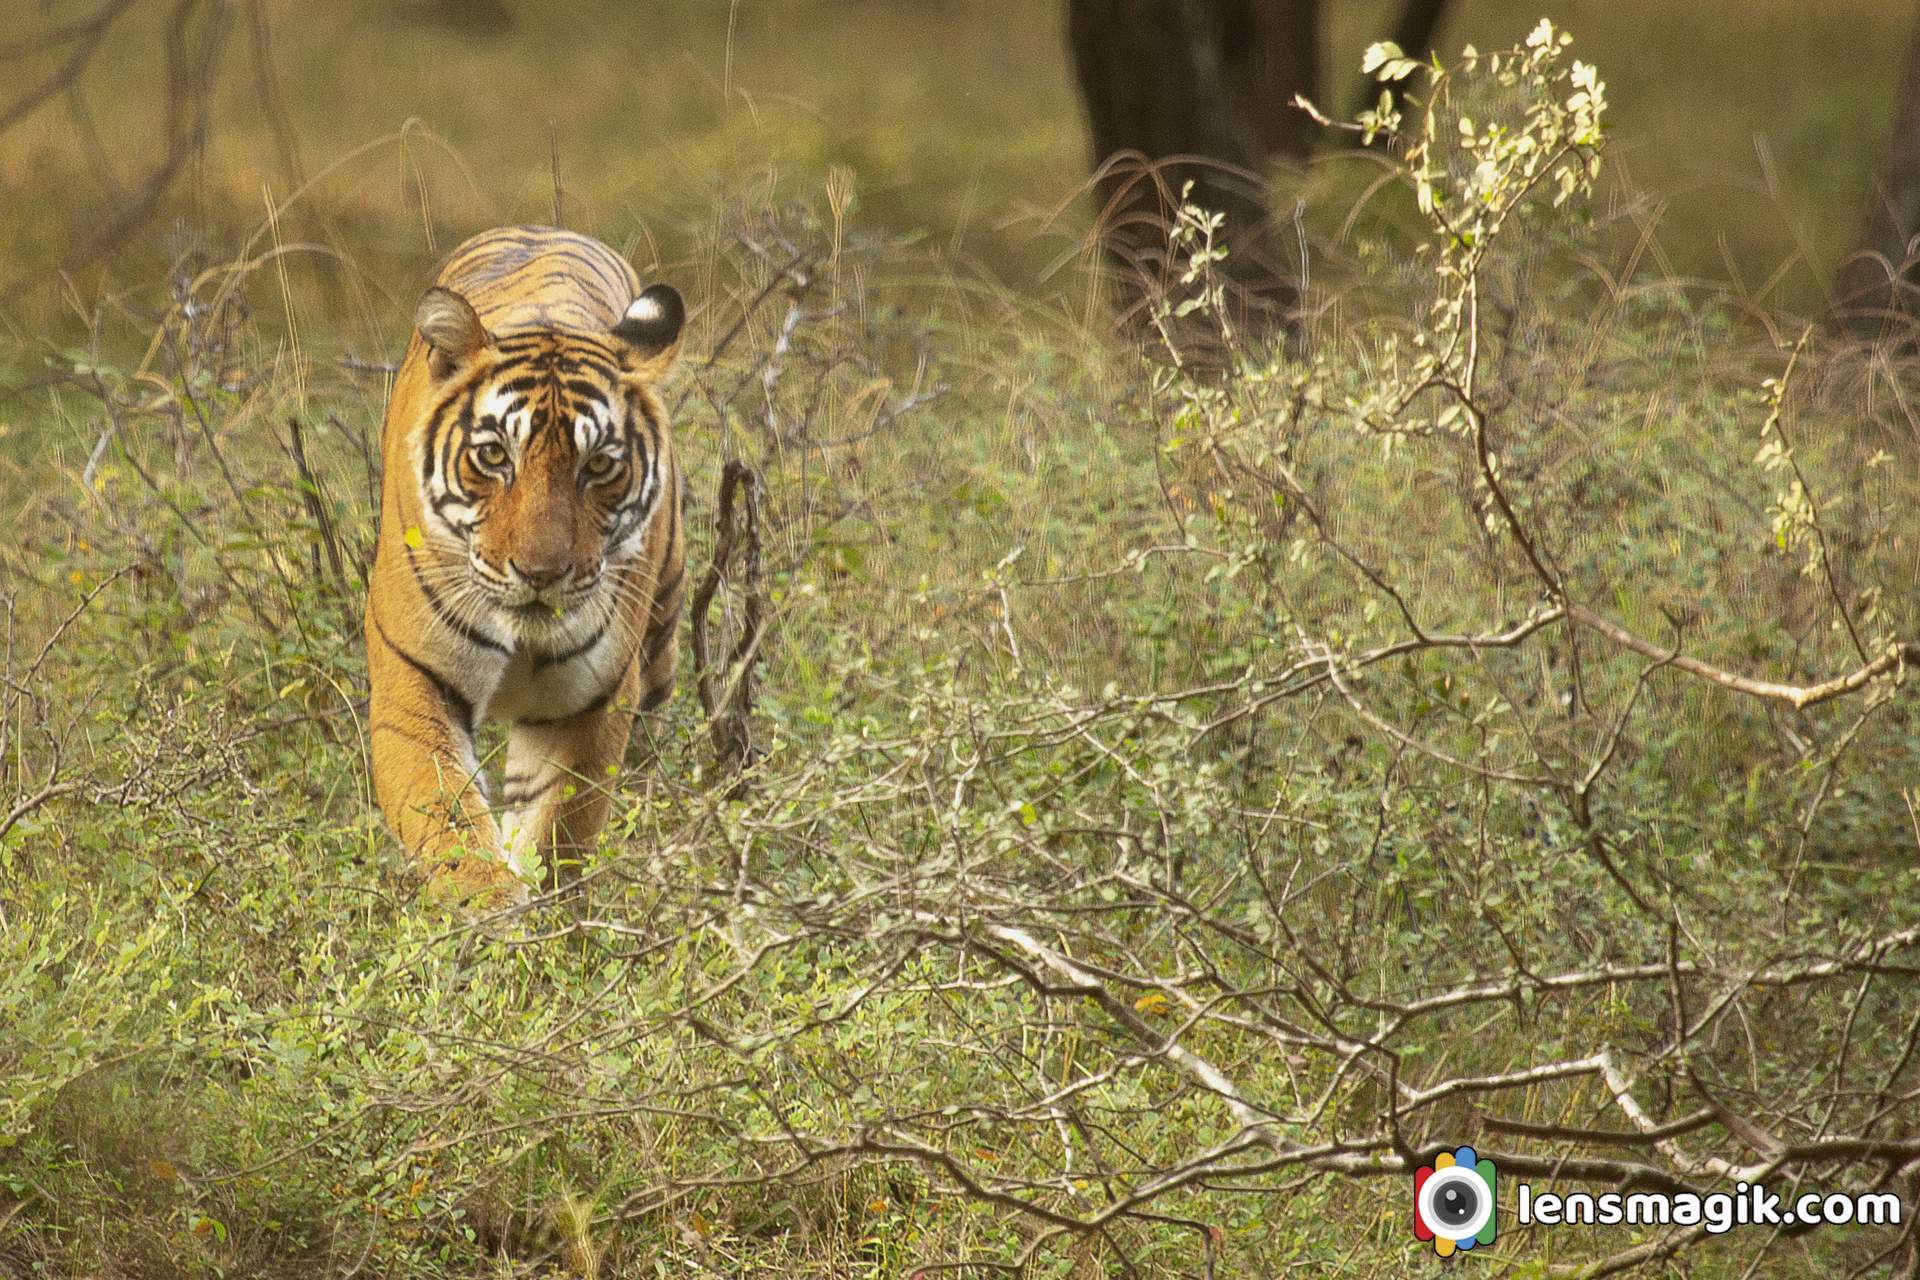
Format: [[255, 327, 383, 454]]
[[1390, 0, 1450, 63], [1373, 0, 1449, 95], [1067, 0, 1318, 330], [1217, 0, 1323, 161], [1836, 12, 1920, 333]]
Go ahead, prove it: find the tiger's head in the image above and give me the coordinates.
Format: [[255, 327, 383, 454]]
[[407, 283, 684, 642]]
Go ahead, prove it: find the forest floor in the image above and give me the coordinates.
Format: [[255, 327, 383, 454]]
[[6, 12, 1920, 1279]]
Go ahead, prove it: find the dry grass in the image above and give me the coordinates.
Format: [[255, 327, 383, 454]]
[[0, 0, 1912, 352], [4, 12, 1920, 1278]]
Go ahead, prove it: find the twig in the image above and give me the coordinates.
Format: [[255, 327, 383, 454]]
[[688, 460, 767, 783]]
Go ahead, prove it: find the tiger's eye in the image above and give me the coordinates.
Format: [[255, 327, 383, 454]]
[[583, 453, 618, 480], [474, 442, 509, 470]]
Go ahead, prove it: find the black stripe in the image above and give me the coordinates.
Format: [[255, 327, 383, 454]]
[[440, 395, 481, 502], [443, 230, 633, 306], [623, 401, 661, 473], [567, 355, 620, 381], [651, 562, 684, 608], [634, 394, 663, 438], [529, 623, 605, 673], [422, 384, 475, 487], [451, 230, 544, 259], [643, 609, 679, 666], [405, 546, 510, 654], [446, 232, 547, 271], [501, 774, 562, 808], [539, 244, 628, 296], [488, 339, 617, 379], [514, 654, 634, 726], [371, 611, 475, 739], [639, 683, 673, 713], [576, 685, 619, 718], [604, 507, 637, 549], [662, 460, 681, 550]]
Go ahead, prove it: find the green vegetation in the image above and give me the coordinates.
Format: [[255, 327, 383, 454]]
[[0, 0, 1911, 343], [6, 14, 1920, 1280]]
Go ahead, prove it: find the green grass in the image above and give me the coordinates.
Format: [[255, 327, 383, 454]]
[[0, 0, 1913, 350], [5, 15, 1920, 1280]]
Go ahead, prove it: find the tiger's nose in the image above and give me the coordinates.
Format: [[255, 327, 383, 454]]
[[510, 559, 569, 591]]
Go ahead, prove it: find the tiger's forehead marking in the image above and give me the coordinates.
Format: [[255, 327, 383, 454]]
[[467, 337, 626, 450], [490, 330, 621, 370], [573, 412, 608, 452]]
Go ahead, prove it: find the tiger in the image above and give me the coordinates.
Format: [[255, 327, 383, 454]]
[[363, 225, 687, 909]]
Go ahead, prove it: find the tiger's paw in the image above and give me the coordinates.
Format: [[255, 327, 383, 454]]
[[426, 852, 532, 916]]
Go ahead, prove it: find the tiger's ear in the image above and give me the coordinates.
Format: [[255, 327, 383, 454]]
[[611, 283, 685, 380], [414, 286, 490, 379]]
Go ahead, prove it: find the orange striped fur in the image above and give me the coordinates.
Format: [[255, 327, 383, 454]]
[[365, 226, 686, 908]]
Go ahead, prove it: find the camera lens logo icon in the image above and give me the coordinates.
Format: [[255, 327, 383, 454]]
[[1414, 1145, 1496, 1256]]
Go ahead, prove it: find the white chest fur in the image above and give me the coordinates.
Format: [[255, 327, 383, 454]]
[[481, 622, 622, 725]]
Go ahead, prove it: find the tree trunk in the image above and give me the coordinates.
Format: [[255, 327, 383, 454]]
[[1218, 0, 1322, 161], [1391, 0, 1450, 62], [1835, 11, 1920, 333], [1067, 0, 1318, 330], [1351, 0, 1451, 127]]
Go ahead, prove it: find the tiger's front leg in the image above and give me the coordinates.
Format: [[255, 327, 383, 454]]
[[366, 614, 529, 909], [499, 659, 642, 888]]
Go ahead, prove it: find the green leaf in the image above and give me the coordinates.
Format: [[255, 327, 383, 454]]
[[1361, 40, 1403, 74]]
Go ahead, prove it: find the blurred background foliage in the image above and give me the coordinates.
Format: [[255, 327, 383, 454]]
[[6, 5, 1920, 1278], [0, 0, 1914, 353]]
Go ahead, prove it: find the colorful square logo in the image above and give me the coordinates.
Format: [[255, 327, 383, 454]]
[[1414, 1145, 1497, 1256]]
